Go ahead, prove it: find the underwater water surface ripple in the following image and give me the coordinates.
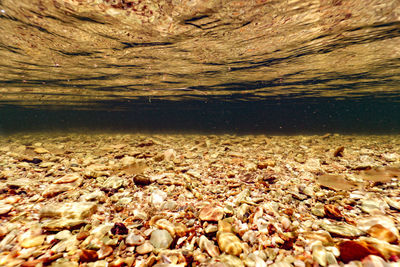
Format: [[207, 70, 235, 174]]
[[0, 0, 399, 133]]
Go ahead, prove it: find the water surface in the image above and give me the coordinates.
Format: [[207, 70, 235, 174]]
[[0, 0, 399, 133]]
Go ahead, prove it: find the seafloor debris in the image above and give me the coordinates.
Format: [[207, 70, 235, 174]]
[[0, 133, 399, 266]]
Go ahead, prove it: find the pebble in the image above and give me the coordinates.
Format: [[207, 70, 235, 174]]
[[40, 202, 97, 220], [0, 204, 13, 215], [133, 174, 152, 185], [199, 205, 224, 221], [199, 235, 220, 257], [311, 203, 325, 217], [54, 230, 73, 240], [126, 232, 145, 246], [312, 241, 327, 266], [150, 229, 173, 249], [217, 231, 243, 256], [320, 223, 365, 238], [384, 197, 400, 210], [150, 190, 168, 207], [34, 147, 49, 154], [20, 235, 45, 248], [317, 174, 359, 191], [204, 224, 218, 234], [42, 184, 74, 198], [80, 190, 106, 202], [136, 241, 154, 254], [367, 224, 398, 244], [110, 222, 128, 235], [361, 255, 388, 267], [164, 148, 177, 161], [79, 249, 98, 262], [41, 219, 85, 231], [218, 254, 244, 267], [338, 240, 383, 263], [361, 199, 387, 214], [324, 204, 343, 220], [53, 173, 81, 184], [102, 176, 124, 189]]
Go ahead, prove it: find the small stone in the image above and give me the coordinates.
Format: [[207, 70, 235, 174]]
[[80, 190, 106, 202], [360, 237, 400, 259], [133, 175, 152, 185], [6, 178, 32, 189], [217, 231, 243, 256], [302, 232, 335, 246], [102, 176, 124, 189], [361, 199, 387, 214], [304, 158, 321, 172], [40, 202, 97, 220], [174, 222, 188, 237], [312, 242, 327, 266], [42, 184, 73, 198], [359, 167, 399, 184], [136, 241, 154, 254], [77, 231, 90, 241], [311, 203, 325, 217], [0, 204, 13, 215], [161, 200, 177, 211], [164, 148, 176, 161], [110, 223, 128, 235], [91, 224, 114, 239], [317, 174, 359, 191], [385, 197, 400, 210], [338, 240, 383, 263], [150, 229, 173, 249], [79, 249, 98, 262], [218, 218, 234, 233], [243, 253, 267, 267], [367, 224, 398, 244], [54, 230, 72, 240], [42, 219, 85, 231], [204, 224, 218, 234], [302, 186, 315, 197], [257, 161, 269, 169], [320, 223, 365, 238], [326, 251, 338, 265], [150, 190, 167, 208], [217, 254, 244, 267], [20, 235, 45, 248], [53, 173, 80, 184], [236, 204, 250, 221], [155, 219, 175, 237], [97, 245, 113, 260], [281, 216, 291, 230], [199, 205, 224, 221], [34, 147, 49, 154], [362, 255, 388, 267], [324, 204, 343, 220], [199, 235, 220, 257], [333, 146, 344, 157], [125, 233, 145, 246]]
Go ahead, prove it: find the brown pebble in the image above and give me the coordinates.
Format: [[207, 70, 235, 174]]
[[76, 231, 90, 241], [367, 224, 398, 244], [133, 174, 152, 185], [79, 249, 98, 262], [324, 204, 343, 220], [333, 146, 344, 157], [199, 205, 224, 221], [339, 240, 383, 263]]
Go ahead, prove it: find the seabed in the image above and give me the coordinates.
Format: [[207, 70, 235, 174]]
[[0, 133, 400, 266]]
